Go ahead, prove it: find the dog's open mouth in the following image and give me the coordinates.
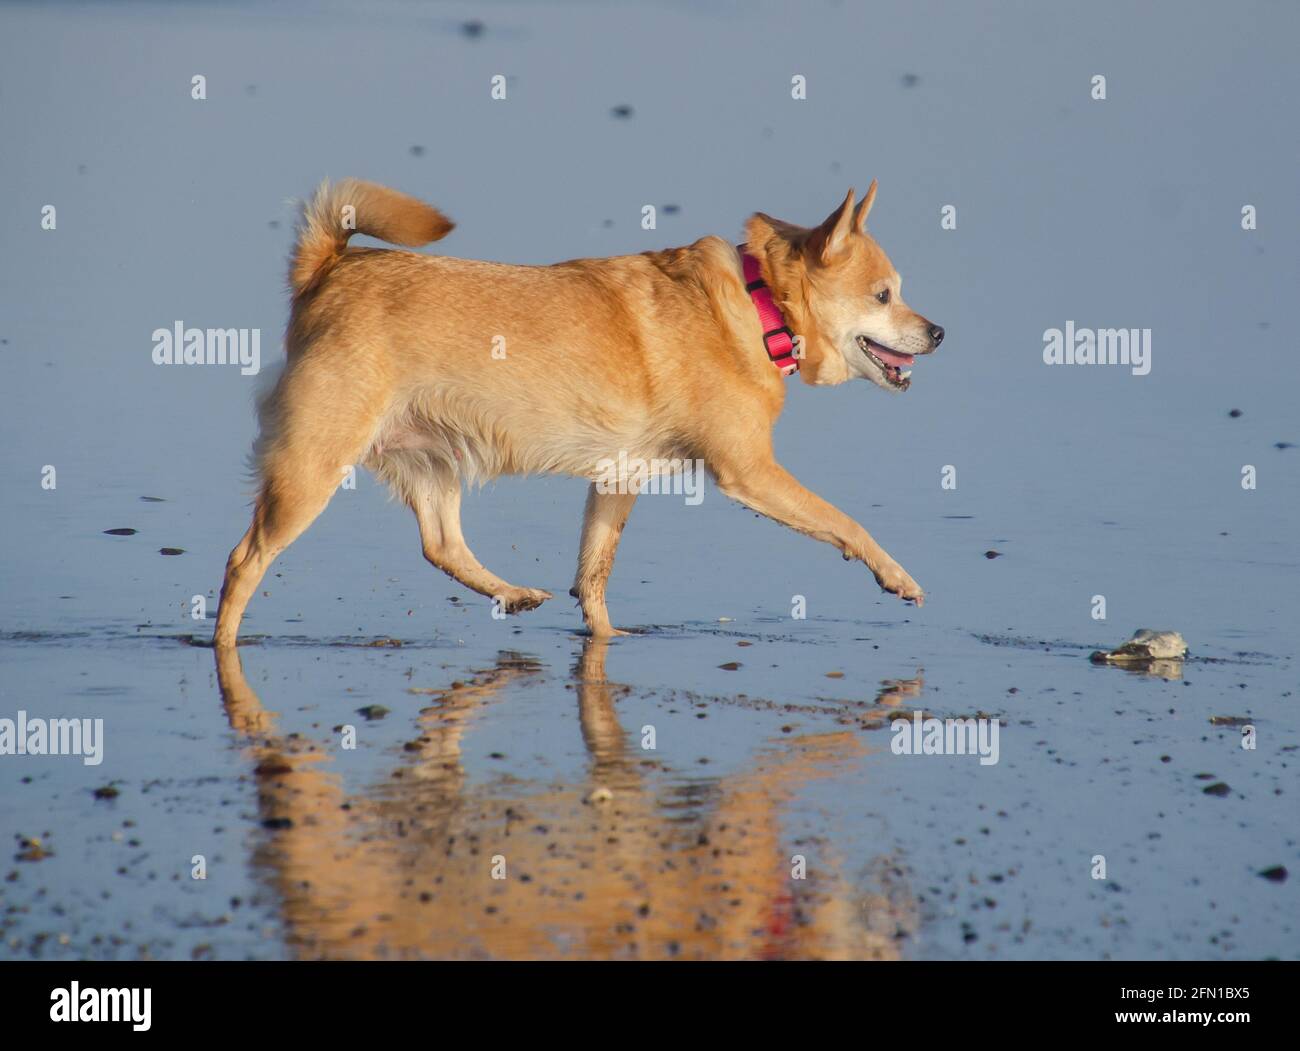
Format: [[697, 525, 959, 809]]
[[856, 335, 914, 389]]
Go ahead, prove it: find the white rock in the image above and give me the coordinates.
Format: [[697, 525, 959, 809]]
[[1095, 629, 1188, 662]]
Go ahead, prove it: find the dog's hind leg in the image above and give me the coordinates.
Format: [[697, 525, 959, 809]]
[[214, 363, 383, 647], [570, 484, 637, 637], [214, 462, 348, 648], [408, 467, 552, 614]]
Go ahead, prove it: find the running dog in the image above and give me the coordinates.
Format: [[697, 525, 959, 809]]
[[214, 179, 944, 645]]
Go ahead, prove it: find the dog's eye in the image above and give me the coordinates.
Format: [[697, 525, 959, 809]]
[[875, 289, 890, 304]]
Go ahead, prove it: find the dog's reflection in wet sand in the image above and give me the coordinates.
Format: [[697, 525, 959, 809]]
[[215, 641, 916, 959]]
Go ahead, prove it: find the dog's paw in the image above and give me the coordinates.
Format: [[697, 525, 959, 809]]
[[586, 624, 630, 638], [500, 587, 553, 614], [874, 564, 924, 607]]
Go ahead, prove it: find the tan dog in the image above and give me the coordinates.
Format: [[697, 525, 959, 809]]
[[214, 179, 944, 646]]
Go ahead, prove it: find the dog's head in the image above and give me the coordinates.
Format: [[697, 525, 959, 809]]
[[745, 182, 944, 390]]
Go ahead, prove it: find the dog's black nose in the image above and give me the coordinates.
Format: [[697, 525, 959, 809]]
[[929, 324, 945, 346]]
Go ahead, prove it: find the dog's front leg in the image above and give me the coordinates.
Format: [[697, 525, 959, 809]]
[[570, 484, 637, 636], [715, 459, 923, 606]]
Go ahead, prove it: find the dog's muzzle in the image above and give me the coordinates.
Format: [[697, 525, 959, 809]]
[[856, 335, 914, 389]]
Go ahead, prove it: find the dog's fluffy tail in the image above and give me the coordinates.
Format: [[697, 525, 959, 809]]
[[289, 178, 454, 295]]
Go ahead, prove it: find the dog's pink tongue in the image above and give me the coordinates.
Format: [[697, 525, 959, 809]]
[[871, 343, 914, 367]]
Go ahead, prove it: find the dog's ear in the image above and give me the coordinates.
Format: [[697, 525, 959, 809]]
[[853, 179, 878, 232], [811, 188, 857, 264], [745, 211, 806, 254]]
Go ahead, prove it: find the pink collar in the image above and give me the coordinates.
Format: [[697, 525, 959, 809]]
[[739, 248, 799, 376]]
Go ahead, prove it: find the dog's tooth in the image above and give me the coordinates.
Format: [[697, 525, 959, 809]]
[[900, 370, 911, 379]]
